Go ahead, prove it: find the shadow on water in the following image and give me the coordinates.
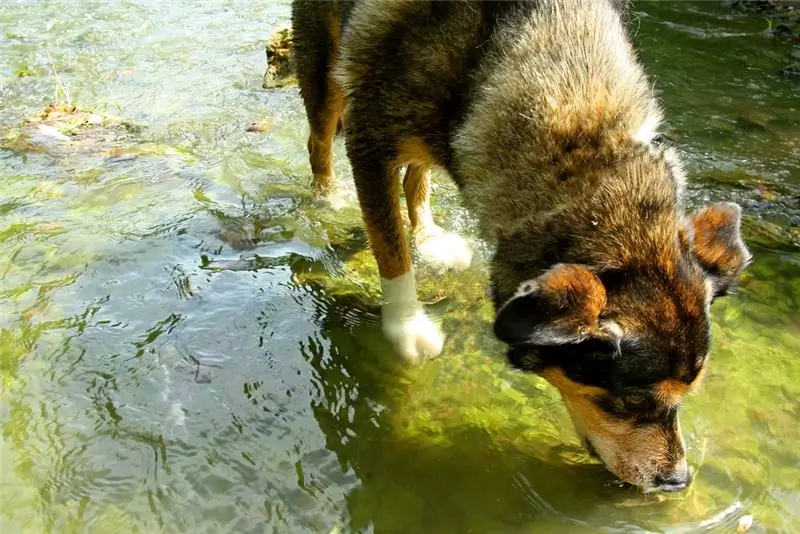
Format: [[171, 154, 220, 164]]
[[282, 232, 794, 534], [290, 266, 606, 533], [297, 247, 798, 534]]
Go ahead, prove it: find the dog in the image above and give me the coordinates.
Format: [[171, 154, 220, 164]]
[[290, 0, 751, 493]]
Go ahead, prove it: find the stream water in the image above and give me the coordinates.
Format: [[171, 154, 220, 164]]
[[1, 1, 798, 533]]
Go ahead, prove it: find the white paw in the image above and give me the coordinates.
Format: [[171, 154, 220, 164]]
[[320, 187, 352, 212], [381, 302, 445, 365], [416, 226, 473, 272]]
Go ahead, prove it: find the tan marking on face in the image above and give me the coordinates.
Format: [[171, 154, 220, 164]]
[[654, 379, 689, 407], [654, 365, 707, 406], [536, 265, 607, 335], [539, 368, 687, 488], [539, 367, 608, 398]]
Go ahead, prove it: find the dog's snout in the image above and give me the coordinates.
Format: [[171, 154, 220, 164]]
[[653, 468, 692, 493]]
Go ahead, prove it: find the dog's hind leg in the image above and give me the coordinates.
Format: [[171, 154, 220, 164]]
[[403, 164, 435, 232], [304, 77, 344, 197], [306, 88, 343, 196], [403, 164, 473, 272], [349, 154, 445, 365], [292, 3, 344, 196]]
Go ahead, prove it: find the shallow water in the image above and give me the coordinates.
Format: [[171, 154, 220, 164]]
[[1, 1, 798, 533]]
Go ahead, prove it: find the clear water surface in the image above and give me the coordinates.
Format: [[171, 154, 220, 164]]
[[0, 1, 798, 533]]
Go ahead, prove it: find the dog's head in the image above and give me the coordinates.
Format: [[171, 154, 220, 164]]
[[491, 202, 750, 492]]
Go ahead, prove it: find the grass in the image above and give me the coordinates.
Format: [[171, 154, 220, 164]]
[[45, 48, 72, 109]]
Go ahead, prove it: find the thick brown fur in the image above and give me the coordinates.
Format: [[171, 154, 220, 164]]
[[290, 0, 751, 491]]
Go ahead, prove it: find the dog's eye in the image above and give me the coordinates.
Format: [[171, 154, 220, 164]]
[[581, 338, 617, 359], [624, 394, 646, 407], [651, 133, 667, 148]]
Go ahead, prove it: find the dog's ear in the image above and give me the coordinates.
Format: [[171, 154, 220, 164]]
[[494, 264, 607, 346], [689, 202, 752, 297]]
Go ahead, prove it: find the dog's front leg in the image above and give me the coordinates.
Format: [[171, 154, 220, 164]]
[[350, 154, 446, 365]]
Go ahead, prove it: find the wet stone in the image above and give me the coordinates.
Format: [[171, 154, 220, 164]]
[[262, 28, 296, 89]]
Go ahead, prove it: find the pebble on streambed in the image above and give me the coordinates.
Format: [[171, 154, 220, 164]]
[[738, 514, 755, 532]]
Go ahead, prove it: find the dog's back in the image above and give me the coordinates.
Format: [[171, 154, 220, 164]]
[[293, 0, 632, 170]]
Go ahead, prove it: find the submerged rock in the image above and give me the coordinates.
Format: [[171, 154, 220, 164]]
[[727, 0, 800, 74], [0, 102, 195, 166], [0, 103, 142, 153], [24, 103, 131, 135], [246, 118, 271, 133], [729, 0, 800, 13], [781, 62, 800, 76], [742, 215, 800, 249]]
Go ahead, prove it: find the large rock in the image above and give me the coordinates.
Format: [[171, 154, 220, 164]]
[[262, 28, 296, 89]]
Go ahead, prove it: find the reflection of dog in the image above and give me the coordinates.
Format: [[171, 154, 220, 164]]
[[290, 0, 751, 492]]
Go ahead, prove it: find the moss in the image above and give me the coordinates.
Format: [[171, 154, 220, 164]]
[[102, 142, 194, 161], [374, 483, 426, 532], [291, 238, 564, 449], [741, 215, 800, 249], [1, 128, 48, 153]]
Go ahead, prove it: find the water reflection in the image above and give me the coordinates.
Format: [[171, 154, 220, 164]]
[[289, 240, 664, 533]]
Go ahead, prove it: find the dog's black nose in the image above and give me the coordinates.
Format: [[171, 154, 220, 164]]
[[654, 469, 692, 493]]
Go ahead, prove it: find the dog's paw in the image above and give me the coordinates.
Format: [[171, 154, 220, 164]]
[[415, 226, 473, 272], [327, 188, 354, 212], [381, 302, 445, 365], [313, 179, 354, 212], [315, 186, 352, 212]]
